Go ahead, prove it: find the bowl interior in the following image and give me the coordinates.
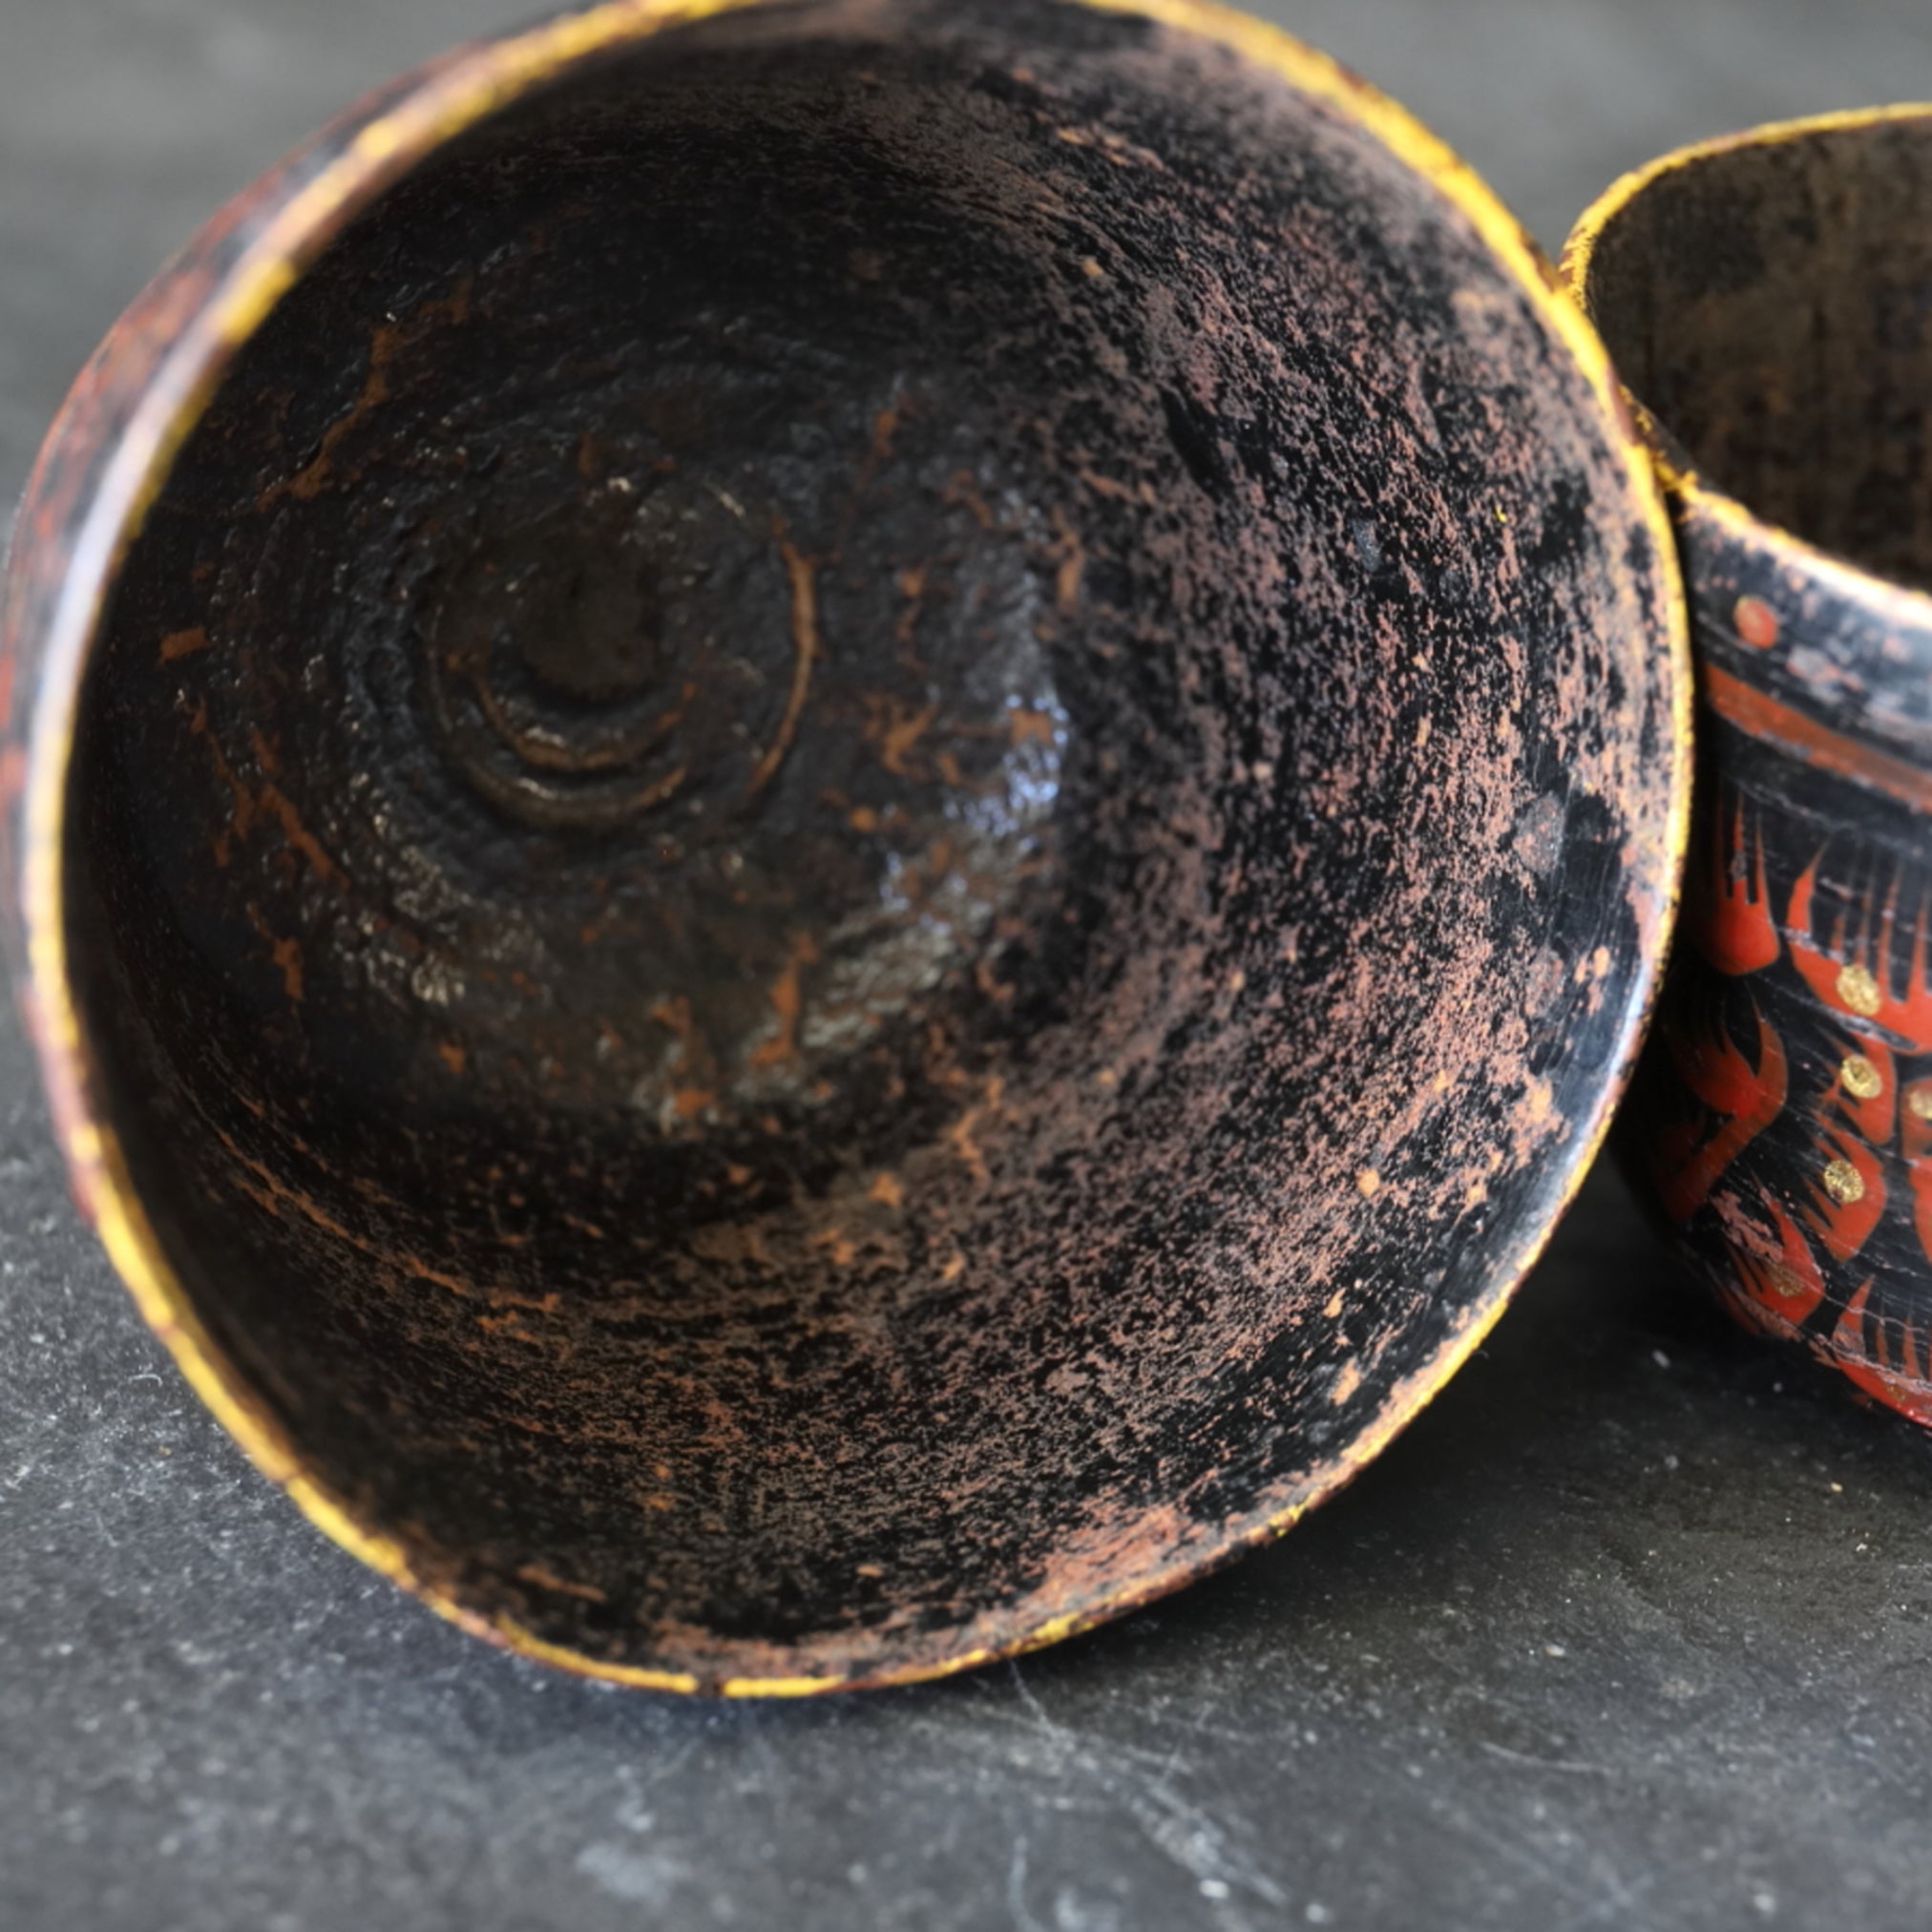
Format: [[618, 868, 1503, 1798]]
[[63, 0, 1678, 1686], [1582, 111, 1932, 592]]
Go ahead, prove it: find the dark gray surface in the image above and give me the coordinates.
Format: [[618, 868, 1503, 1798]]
[[5, 3, 1932, 1927]]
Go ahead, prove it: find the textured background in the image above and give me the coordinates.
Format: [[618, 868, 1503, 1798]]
[[5, 2, 1932, 1927]]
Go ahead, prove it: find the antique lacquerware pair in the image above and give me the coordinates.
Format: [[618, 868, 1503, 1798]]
[[2, 0, 1927, 1693]]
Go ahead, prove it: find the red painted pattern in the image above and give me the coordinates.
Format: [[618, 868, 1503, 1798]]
[[1686, 793, 1779, 977], [1788, 856, 1932, 1049], [1721, 1185, 1830, 1329], [1648, 783, 1932, 1404], [1654, 992, 1786, 1222]]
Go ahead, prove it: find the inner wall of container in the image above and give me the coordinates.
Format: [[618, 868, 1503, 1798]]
[[63, 0, 1659, 1679], [1585, 114, 1932, 591]]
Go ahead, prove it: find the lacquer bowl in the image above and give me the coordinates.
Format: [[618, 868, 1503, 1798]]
[[1566, 105, 1932, 1424], [1, 0, 1687, 1691]]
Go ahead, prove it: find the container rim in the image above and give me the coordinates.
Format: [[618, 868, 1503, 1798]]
[[1562, 100, 1932, 640]]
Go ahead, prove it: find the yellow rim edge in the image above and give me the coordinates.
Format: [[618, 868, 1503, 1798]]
[[1562, 99, 1932, 633], [19, 0, 1692, 1698]]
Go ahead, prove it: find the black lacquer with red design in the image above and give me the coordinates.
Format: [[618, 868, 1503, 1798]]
[[1569, 105, 1932, 1424]]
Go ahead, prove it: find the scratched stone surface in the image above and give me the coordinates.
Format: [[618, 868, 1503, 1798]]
[[4, 1, 1932, 1928]]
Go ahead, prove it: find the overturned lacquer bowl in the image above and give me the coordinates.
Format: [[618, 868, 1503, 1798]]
[[1, 0, 1687, 1691]]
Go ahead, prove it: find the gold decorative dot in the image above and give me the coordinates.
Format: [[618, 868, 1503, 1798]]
[[1355, 1168, 1381, 1198], [1821, 1158, 1866, 1206], [1911, 1089, 1932, 1123], [1841, 1054, 1882, 1100], [1837, 963, 1882, 1017]]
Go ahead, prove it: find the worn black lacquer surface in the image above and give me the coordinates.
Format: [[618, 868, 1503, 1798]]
[[9, 0, 1679, 1690]]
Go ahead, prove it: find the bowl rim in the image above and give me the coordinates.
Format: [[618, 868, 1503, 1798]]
[[1563, 101, 1932, 644], [5, 0, 1691, 1695]]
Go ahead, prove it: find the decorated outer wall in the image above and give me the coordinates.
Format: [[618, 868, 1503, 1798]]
[[1570, 108, 1932, 1426]]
